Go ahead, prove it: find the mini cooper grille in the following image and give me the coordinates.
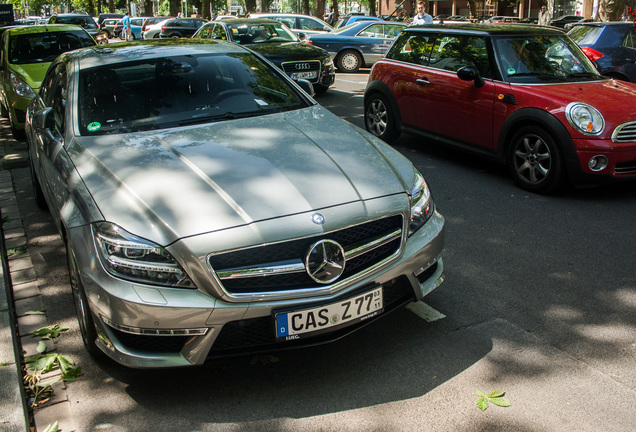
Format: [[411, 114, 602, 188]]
[[209, 215, 404, 295], [208, 276, 415, 355], [615, 160, 636, 174], [281, 60, 322, 83], [612, 122, 636, 142]]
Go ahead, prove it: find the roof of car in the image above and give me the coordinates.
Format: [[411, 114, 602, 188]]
[[208, 18, 282, 25], [63, 39, 250, 68], [569, 21, 633, 27], [405, 23, 568, 36], [4, 24, 89, 34]]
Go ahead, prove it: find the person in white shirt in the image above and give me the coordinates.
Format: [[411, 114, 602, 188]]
[[411, 1, 433, 25], [538, 5, 552, 26]]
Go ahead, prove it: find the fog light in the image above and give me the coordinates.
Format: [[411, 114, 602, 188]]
[[588, 155, 608, 172]]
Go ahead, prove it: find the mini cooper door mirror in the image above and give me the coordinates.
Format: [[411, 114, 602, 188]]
[[457, 66, 485, 88]]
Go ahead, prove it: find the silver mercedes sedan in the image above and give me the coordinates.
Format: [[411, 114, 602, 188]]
[[26, 40, 445, 368]]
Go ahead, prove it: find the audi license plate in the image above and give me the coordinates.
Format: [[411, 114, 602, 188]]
[[291, 71, 317, 80], [275, 287, 383, 340]]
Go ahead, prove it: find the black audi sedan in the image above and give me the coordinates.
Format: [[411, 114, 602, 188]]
[[193, 18, 335, 94]]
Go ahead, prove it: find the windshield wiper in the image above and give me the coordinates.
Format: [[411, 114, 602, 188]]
[[565, 72, 600, 80], [178, 111, 259, 126]]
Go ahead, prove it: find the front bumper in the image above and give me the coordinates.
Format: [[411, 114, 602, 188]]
[[70, 209, 445, 369], [567, 138, 636, 186]]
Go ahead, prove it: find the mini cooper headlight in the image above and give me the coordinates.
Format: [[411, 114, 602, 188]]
[[565, 102, 605, 136], [9, 72, 36, 98], [93, 222, 195, 288], [409, 169, 434, 236]]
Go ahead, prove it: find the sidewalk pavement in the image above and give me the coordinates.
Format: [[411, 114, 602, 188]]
[[0, 121, 70, 432]]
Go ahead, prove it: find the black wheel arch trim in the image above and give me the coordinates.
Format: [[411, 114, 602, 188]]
[[364, 80, 403, 130], [498, 107, 583, 182]]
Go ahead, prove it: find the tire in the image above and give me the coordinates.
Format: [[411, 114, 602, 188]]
[[337, 50, 362, 72], [508, 126, 563, 193], [9, 110, 25, 141], [0, 101, 8, 118], [364, 93, 399, 143], [313, 84, 329, 95], [66, 236, 104, 359]]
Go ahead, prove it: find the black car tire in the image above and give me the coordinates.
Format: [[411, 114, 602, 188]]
[[67, 236, 104, 359], [337, 50, 362, 72], [9, 111, 25, 141], [314, 84, 329, 94], [364, 92, 398, 143], [508, 126, 563, 193], [0, 101, 8, 118]]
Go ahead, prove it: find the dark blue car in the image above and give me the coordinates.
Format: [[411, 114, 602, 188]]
[[307, 20, 406, 72], [568, 22, 636, 82]]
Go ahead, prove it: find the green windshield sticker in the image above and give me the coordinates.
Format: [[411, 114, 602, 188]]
[[87, 122, 101, 132], [507, 67, 516, 75]]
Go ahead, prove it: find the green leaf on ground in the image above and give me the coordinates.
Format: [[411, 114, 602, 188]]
[[475, 390, 511, 411]]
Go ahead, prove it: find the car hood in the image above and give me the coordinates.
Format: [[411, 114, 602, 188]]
[[69, 106, 413, 245], [510, 79, 636, 129], [8, 62, 51, 92], [243, 41, 329, 64]]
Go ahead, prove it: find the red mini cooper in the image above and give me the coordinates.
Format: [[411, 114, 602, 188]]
[[364, 24, 636, 193]]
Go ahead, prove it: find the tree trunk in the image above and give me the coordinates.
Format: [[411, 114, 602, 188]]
[[303, 0, 310, 15]]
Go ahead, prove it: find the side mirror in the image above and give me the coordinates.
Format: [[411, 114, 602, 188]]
[[294, 78, 315, 97], [457, 66, 485, 88], [34, 107, 56, 131], [297, 32, 307, 41]]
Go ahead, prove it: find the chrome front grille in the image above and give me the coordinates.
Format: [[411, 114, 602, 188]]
[[281, 60, 322, 83], [209, 215, 404, 295], [612, 122, 636, 142]]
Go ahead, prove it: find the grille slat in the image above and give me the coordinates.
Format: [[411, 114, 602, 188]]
[[612, 122, 636, 142], [209, 215, 404, 295]]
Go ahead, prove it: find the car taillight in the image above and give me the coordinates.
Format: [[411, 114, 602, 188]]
[[581, 47, 604, 62]]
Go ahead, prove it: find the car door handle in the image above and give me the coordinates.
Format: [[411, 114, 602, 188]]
[[416, 78, 430, 85]]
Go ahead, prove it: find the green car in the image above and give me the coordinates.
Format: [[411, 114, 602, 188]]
[[0, 24, 96, 139]]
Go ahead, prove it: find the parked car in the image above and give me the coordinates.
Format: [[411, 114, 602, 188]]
[[568, 22, 636, 82], [141, 16, 172, 38], [249, 13, 333, 37], [334, 12, 376, 28], [0, 24, 96, 139], [488, 16, 520, 23], [97, 13, 123, 27], [564, 17, 594, 30], [193, 19, 335, 93], [519, 17, 538, 24], [100, 18, 121, 38], [364, 24, 636, 192], [142, 18, 173, 39], [48, 13, 108, 44], [159, 17, 207, 38], [25, 39, 445, 368], [307, 20, 407, 72], [119, 16, 153, 40], [550, 15, 583, 28]]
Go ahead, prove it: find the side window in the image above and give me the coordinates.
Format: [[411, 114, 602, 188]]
[[40, 63, 62, 106], [274, 17, 296, 29], [429, 35, 491, 77], [359, 24, 384, 38], [386, 33, 436, 66], [51, 67, 67, 133], [385, 24, 404, 38], [622, 28, 636, 49], [212, 24, 227, 40], [299, 17, 322, 31], [196, 25, 212, 39]]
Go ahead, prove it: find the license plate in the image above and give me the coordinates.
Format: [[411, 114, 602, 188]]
[[291, 71, 318, 80], [275, 287, 383, 340]]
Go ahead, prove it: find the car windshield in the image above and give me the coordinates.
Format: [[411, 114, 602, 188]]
[[227, 22, 297, 44], [9, 31, 95, 64], [493, 34, 601, 83], [78, 52, 310, 136], [55, 16, 98, 30]]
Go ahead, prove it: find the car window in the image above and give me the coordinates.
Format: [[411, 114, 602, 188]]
[[227, 22, 296, 44], [429, 35, 492, 77], [8, 31, 95, 64], [78, 53, 310, 136], [39, 62, 67, 134], [358, 23, 385, 38], [55, 16, 98, 30], [622, 28, 636, 49], [212, 24, 227, 40], [385, 24, 405, 38], [567, 25, 602, 45], [386, 33, 436, 66], [271, 17, 296, 29], [299, 17, 324, 31]]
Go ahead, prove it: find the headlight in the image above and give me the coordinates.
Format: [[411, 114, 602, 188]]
[[565, 102, 605, 136], [93, 222, 195, 288], [409, 169, 434, 236], [323, 56, 334, 68], [9, 72, 36, 98]]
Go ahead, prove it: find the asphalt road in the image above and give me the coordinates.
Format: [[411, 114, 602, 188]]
[[13, 72, 636, 431]]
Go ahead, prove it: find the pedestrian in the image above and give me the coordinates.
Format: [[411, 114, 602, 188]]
[[122, 11, 132, 41], [326, 6, 336, 26], [411, 1, 433, 25], [538, 5, 551, 26]]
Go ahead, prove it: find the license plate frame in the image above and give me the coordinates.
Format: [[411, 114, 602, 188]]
[[291, 71, 318, 80], [275, 286, 384, 341]]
